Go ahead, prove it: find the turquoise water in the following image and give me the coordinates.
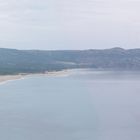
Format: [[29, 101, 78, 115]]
[[0, 69, 140, 140]]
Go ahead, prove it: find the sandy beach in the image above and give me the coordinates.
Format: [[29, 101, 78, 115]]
[[0, 70, 70, 84], [44, 69, 73, 76], [0, 69, 77, 84], [0, 75, 25, 84]]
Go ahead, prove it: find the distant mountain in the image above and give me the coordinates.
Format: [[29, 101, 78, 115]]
[[0, 48, 140, 74]]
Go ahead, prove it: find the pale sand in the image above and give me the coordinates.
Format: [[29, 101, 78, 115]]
[[0, 69, 78, 84], [0, 75, 25, 84], [0, 70, 69, 84], [44, 69, 72, 76]]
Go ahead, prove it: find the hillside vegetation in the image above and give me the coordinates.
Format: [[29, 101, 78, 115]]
[[0, 47, 140, 74]]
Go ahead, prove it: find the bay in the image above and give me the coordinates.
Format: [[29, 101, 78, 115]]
[[0, 69, 140, 140]]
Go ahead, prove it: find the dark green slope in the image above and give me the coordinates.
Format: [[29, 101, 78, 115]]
[[0, 47, 140, 74]]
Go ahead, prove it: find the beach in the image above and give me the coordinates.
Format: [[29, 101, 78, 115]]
[[0, 75, 25, 84], [44, 69, 73, 76], [0, 69, 73, 84]]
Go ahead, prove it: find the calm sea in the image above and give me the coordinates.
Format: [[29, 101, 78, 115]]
[[0, 69, 140, 140]]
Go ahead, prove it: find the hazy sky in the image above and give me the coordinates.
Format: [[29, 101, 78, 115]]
[[0, 0, 140, 50]]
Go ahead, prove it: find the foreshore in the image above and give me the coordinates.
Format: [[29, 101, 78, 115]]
[[0, 69, 75, 84], [0, 74, 25, 84], [44, 69, 73, 76]]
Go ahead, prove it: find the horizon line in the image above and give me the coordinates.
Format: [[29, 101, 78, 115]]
[[0, 47, 140, 51]]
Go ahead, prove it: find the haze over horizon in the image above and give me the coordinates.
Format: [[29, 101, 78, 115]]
[[0, 0, 140, 50], [0, 46, 136, 51]]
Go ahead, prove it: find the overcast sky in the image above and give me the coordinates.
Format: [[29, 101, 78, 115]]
[[0, 0, 140, 50]]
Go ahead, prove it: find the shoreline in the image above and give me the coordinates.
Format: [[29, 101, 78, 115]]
[[44, 69, 74, 76], [0, 69, 76, 84], [0, 74, 25, 85], [0, 68, 140, 85]]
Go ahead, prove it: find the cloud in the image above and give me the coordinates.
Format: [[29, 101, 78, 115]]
[[0, 0, 140, 50]]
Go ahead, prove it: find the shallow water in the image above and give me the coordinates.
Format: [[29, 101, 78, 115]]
[[0, 69, 140, 140]]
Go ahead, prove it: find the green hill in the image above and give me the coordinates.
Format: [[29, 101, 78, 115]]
[[0, 47, 140, 74]]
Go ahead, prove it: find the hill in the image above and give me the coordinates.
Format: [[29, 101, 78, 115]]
[[0, 47, 140, 74]]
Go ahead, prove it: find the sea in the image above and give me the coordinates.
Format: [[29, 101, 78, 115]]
[[0, 69, 140, 140]]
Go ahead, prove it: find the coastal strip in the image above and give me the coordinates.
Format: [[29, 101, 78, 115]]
[[0, 75, 25, 85], [0, 69, 80, 85], [44, 69, 73, 76]]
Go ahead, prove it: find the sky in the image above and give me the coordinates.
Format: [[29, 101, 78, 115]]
[[0, 0, 140, 50]]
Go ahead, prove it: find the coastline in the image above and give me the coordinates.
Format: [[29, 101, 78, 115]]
[[0, 69, 76, 84], [44, 69, 74, 76], [0, 74, 26, 85], [0, 68, 140, 85]]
